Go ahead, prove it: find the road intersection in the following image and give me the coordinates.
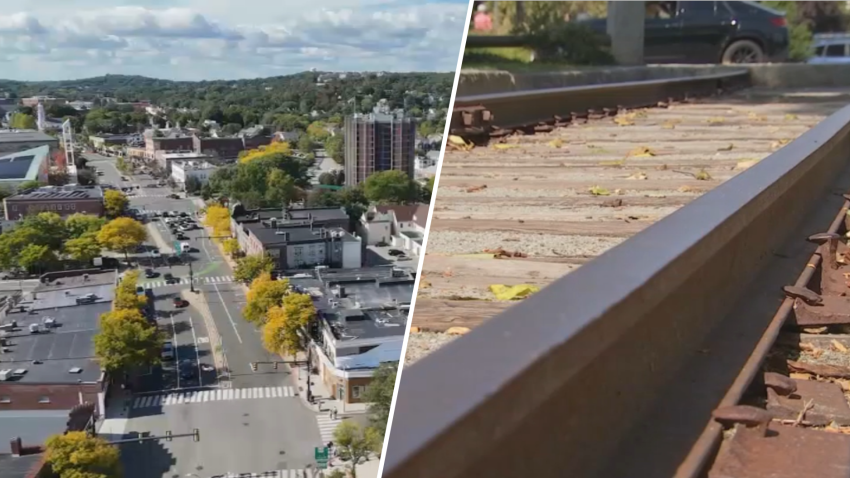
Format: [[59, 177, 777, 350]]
[[89, 154, 331, 478]]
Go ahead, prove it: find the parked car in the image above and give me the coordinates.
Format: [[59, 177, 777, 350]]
[[76, 294, 97, 305], [173, 298, 189, 308], [179, 359, 196, 380], [168, 193, 181, 199], [164, 273, 179, 284], [388, 249, 404, 257], [144, 269, 158, 279], [175, 233, 188, 241], [808, 33, 850, 64], [577, 1, 789, 64], [161, 341, 175, 361], [150, 249, 161, 258]]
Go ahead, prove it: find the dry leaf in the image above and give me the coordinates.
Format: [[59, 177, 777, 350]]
[[589, 186, 611, 196], [548, 139, 564, 148], [409, 326, 421, 333], [628, 146, 656, 157], [717, 144, 734, 151], [800, 342, 817, 352], [785, 114, 798, 121], [446, 327, 471, 335], [442, 268, 454, 278], [790, 372, 811, 380], [735, 159, 759, 170], [834, 340, 849, 353], [695, 169, 712, 181], [678, 185, 697, 193], [614, 116, 635, 126], [627, 172, 648, 180], [493, 144, 518, 150], [419, 280, 431, 290], [803, 326, 829, 334], [748, 112, 767, 122], [465, 185, 487, 193], [448, 135, 474, 151], [707, 117, 726, 125]]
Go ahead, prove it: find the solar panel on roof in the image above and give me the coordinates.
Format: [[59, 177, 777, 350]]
[[0, 156, 35, 180]]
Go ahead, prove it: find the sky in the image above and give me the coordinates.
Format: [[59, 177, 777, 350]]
[[0, 0, 470, 81]]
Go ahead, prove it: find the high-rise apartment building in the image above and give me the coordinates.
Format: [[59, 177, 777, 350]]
[[343, 112, 416, 186]]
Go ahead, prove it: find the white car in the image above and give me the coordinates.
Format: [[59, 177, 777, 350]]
[[150, 249, 161, 258], [161, 341, 175, 361], [180, 242, 191, 253]]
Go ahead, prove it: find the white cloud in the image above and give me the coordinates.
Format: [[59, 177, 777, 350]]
[[0, 0, 469, 81]]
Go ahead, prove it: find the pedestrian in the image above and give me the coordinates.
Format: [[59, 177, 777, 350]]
[[473, 3, 493, 32]]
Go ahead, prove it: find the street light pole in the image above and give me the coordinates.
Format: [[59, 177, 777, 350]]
[[306, 343, 312, 403], [188, 253, 195, 293]]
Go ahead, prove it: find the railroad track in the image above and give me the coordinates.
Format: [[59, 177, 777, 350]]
[[389, 73, 850, 478]]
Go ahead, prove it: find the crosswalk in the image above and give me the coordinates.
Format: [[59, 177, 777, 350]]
[[315, 414, 344, 444], [140, 275, 236, 289], [207, 470, 319, 478], [131, 386, 297, 409]]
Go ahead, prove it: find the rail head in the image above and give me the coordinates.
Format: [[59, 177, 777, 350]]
[[385, 104, 850, 478]]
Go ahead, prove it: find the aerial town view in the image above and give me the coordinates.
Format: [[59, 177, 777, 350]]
[[0, 1, 465, 477]]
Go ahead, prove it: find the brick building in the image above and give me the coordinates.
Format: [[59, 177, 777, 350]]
[[194, 136, 245, 160], [343, 112, 416, 186], [3, 185, 104, 220]]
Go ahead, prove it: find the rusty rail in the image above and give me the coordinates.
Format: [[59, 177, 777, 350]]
[[385, 87, 850, 476], [450, 69, 751, 136]]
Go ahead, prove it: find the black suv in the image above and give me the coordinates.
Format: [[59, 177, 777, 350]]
[[579, 1, 789, 64], [164, 273, 179, 285]]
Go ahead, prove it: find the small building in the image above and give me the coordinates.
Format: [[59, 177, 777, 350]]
[[0, 146, 50, 193], [20, 97, 67, 108], [154, 151, 211, 173], [171, 160, 217, 190], [88, 134, 133, 153], [230, 205, 360, 269], [358, 204, 429, 255], [4, 185, 104, 221], [0, 130, 59, 156], [290, 267, 412, 405], [194, 135, 245, 160]]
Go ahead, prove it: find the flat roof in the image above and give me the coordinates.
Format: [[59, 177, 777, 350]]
[[0, 453, 45, 478], [0, 130, 57, 144], [0, 146, 49, 182], [289, 267, 413, 342], [0, 278, 113, 384], [244, 222, 356, 247], [232, 206, 348, 224], [0, 410, 70, 449], [7, 185, 103, 201]]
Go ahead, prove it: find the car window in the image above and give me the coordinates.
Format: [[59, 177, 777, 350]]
[[825, 44, 846, 57], [646, 1, 677, 19], [815, 45, 826, 56], [681, 1, 715, 16]]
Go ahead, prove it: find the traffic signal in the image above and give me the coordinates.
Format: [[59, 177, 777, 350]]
[[193, 429, 200, 442], [165, 430, 172, 442], [250, 362, 257, 372]]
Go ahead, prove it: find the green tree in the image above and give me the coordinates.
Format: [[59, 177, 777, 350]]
[[234, 254, 275, 283], [64, 233, 102, 263], [45, 431, 123, 478], [18, 244, 58, 273], [65, 213, 106, 239], [363, 170, 419, 204], [94, 308, 162, 374], [18, 179, 43, 190], [297, 134, 314, 153], [265, 169, 299, 207], [422, 176, 435, 203], [10, 112, 37, 130], [318, 171, 345, 186], [97, 217, 147, 263], [103, 189, 129, 217], [333, 421, 383, 478], [325, 134, 344, 165], [363, 361, 399, 434], [762, 2, 814, 61]]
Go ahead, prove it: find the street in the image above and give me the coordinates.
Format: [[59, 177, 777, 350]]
[[87, 154, 328, 477]]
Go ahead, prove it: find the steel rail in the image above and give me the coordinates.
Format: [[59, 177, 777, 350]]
[[384, 98, 850, 477], [450, 70, 750, 132]]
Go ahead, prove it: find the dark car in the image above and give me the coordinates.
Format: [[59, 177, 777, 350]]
[[168, 194, 181, 199], [179, 360, 196, 380], [388, 249, 404, 256], [164, 273, 179, 284], [578, 1, 789, 64], [144, 269, 158, 279], [173, 298, 189, 308], [76, 293, 97, 305]]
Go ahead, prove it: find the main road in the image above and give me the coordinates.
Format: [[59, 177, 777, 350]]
[[87, 153, 327, 477]]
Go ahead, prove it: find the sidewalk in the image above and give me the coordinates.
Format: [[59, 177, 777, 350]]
[[97, 388, 133, 439], [289, 347, 368, 417]]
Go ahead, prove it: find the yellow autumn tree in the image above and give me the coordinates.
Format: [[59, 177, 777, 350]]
[[45, 431, 123, 478], [242, 272, 289, 324], [262, 292, 316, 356], [203, 204, 231, 238], [97, 217, 147, 262], [238, 142, 292, 164], [114, 270, 147, 312]]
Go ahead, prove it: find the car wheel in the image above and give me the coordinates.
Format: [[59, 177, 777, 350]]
[[721, 39, 765, 64]]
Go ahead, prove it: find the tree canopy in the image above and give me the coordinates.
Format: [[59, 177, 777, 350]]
[[45, 431, 123, 478], [103, 190, 129, 218], [0, 212, 106, 271], [363, 361, 399, 435], [261, 293, 317, 356], [333, 421, 383, 477], [243, 273, 289, 324], [97, 217, 147, 260], [234, 254, 274, 284], [93, 308, 162, 374], [363, 170, 421, 205]]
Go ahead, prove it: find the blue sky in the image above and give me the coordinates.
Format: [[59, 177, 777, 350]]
[[0, 0, 470, 81]]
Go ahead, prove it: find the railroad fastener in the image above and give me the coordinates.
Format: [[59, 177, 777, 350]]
[[783, 286, 823, 306], [807, 232, 842, 270], [712, 405, 773, 434], [764, 372, 797, 396]]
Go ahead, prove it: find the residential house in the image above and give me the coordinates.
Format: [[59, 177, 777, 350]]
[[171, 161, 217, 190], [358, 204, 429, 255]]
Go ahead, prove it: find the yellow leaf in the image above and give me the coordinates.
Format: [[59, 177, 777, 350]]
[[446, 327, 471, 335], [409, 326, 421, 334], [627, 172, 648, 180], [628, 146, 656, 157], [589, 186, 611, 196], [489, 284, 540, 301], [735, 159, 759, 170], [707, 117, 725, 125], [785, 114, 798, 121], [448, 135, 468, 145], [695, 169, 712, 181], [614, 116, 634, 126], [548, 139, 564, 148], [493, 144, 518, 150], [833, 339, 848, 353]]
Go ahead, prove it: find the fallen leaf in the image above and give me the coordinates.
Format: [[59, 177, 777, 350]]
[[446, 327, 471, 336], [614, 116, 635, 126], [493, 144, 518, 150], [834, 340, 849, 353], [627, 172, 648, 180], [695, 169, 712, 181], [735, 159, 759, 170], [748, 112, 767, 122], [789, 372, 811, 380], [409, 326, 421, 333], [548, 139, 564, 148], [707, 117, 725, 125], [465, 185, 487, 193], [717, 144, 734, 151], [803, 326, 828, 334], [800, 342, 817, 352], [419, 280, 431, 289], [628, 146, 656, 157], [589, 185, 611, 196], [448, 135, 474, 151], [785, 114, 799, 121], [678, 185, 697, 193]]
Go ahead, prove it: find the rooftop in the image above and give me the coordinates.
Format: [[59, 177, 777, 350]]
[[0, 271, 115, 385], [161, 152, 210, 160], [232, 205, 348, 224], [0, 452, 44, 478], [6, 185, 103, 201], [0, 409, 70, 450], [244, 222, 356, 247], [0, 130, 56, 144], [289, 267, 413, 342], [0, 146, 49, 182], [173, 160, 217, 171]]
